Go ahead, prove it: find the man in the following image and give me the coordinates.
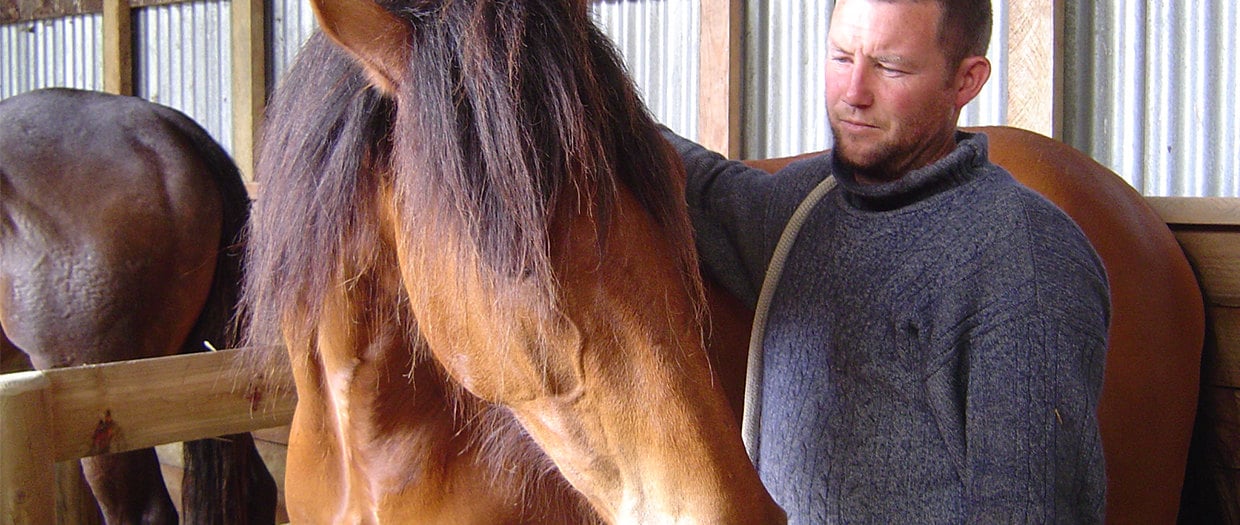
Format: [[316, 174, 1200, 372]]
[[662, 0, 1109, 521]]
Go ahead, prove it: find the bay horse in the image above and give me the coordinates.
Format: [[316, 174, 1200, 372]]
[[0, 88, 277, 524], [241, 0, 781, 522]]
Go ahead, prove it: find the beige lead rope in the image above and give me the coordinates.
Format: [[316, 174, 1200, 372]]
[[742, 175, 837, 466]]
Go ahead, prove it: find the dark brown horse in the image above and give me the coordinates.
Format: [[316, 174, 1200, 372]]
[[0, 88, 276, 524], [240, 0, 781, 522]]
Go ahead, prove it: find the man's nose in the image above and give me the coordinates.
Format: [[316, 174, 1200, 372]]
[[842, 65, 874, 107]]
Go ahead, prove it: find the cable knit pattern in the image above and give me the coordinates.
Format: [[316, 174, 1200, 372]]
[[665, 130, 1110, 524]]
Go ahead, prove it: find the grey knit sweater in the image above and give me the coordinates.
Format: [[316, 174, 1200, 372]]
[[665, 130, 1109, 523]]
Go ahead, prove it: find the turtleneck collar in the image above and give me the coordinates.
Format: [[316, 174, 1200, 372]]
[[831, 131, 990, 212]]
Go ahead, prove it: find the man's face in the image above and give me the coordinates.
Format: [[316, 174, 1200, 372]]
[[825, 0, 962, 182]]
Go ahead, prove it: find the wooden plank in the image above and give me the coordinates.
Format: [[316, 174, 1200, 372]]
[[0, 371, 56, 525], [2, 0, 186, 24], [2, 0, 102, 24], [101, 0, 132, 96], [54, 462, 101, 525], [1147, 197, 1240, 227], [1172, 230, 1240, 308], [1198, 386, 1240, 470], [1006, 0, 1063, 138], [1205, 306, 1240, 388], [40, 348, 295, 463], [698, 0, 743, 158], [230, 0, 265, 181]]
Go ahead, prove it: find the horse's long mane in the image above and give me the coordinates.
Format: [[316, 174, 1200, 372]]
[[241, 32, 393, 351], [242, 0, 699, 354]]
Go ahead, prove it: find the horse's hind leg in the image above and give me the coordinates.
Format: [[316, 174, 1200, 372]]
[[81, 449, 178, 525]]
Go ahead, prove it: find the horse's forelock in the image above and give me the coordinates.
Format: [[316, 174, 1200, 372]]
[[388, 0, 702, 310]]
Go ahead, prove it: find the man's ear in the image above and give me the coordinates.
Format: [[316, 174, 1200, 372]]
[[953, 56, 991, 110], [311, 0, 411, 95]]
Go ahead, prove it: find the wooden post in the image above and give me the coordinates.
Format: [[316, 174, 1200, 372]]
[[101, 0, 132, 95], [55, 462, 102, 525], [0, 371, 56, 525], [698, 0, 744, 158], [231, 0, 266, 182], [1006, 0, 1063, 138]]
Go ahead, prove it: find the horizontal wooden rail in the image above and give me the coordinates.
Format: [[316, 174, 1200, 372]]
[[0, 348, 294, 523], [1147, 197, 1240, 227]]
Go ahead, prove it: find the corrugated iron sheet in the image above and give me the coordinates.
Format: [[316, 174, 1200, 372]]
[[4, 1, 1234, 196], [0, 14, 102, 99], [1065, 1, 1239, 197], [267, 0, 316, 88], [261, 1, 699, 137], [590, 1, 699, 139], [132, 0, 232, 153]]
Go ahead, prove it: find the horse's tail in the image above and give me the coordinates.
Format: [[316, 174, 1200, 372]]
[[160, 107, 278, 525]]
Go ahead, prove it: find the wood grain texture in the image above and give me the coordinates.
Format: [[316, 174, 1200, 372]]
[[20, 348, 294, 463], [0, 372, 56, 525], [1148, 197, 1240, 227], [698, 0, 743, 158], [230, 0, 265, 180], [1204, 306, 1240, 388], [1006, 0, 1062, 137], [101, 0, 131, 96], [2, 0, 184, 24], [1172, 230, 1240, 308]]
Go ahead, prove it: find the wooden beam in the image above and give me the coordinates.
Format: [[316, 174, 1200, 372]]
[[1146, 197, 1240, 227], [1170, 229, 1240, 309], [231, 0, 266, 181], [101, 0, 132, 96], [698, 0, 744, 158], [0, 372, 56, 525], [2, 0, 190, 25], [0, 349, 293, 524], [5, 349, 296, 464], [1006, 0, 1063, 138]]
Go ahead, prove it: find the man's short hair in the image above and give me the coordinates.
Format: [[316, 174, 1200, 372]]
[[873, 0, 993, 66], [937, 0, 993, 65]]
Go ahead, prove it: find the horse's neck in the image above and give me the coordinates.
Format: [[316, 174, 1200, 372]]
[[296, 234, 591, 520]]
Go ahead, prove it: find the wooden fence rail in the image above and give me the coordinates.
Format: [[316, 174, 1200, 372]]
[[0, 348, 294, 524]]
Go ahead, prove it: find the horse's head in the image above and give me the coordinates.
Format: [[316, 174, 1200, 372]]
[[269, 0, 784, 521]]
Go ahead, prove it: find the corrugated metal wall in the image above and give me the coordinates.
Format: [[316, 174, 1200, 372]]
[[590, 0, 700, 140], [2, 1, 1236, 196], [1064, 2, 1239, 197], [267, 0, 316, 90], [133, 0, 233, 152], [0, 14, 102, 99], [261, 0, 701, 138]]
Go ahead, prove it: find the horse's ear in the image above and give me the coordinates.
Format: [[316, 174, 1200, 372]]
[[310, 0, 410, 94]]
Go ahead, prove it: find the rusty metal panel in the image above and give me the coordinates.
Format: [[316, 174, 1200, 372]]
[[1064, 1, 1239, 197], [0, 14, 102, 99], [131, 0, 232, 152]]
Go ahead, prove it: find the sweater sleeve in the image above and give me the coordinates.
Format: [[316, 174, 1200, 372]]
[[961, 309, 1107, 524], [660, 127, 783, 307], [955, 203, 1110, 523]]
